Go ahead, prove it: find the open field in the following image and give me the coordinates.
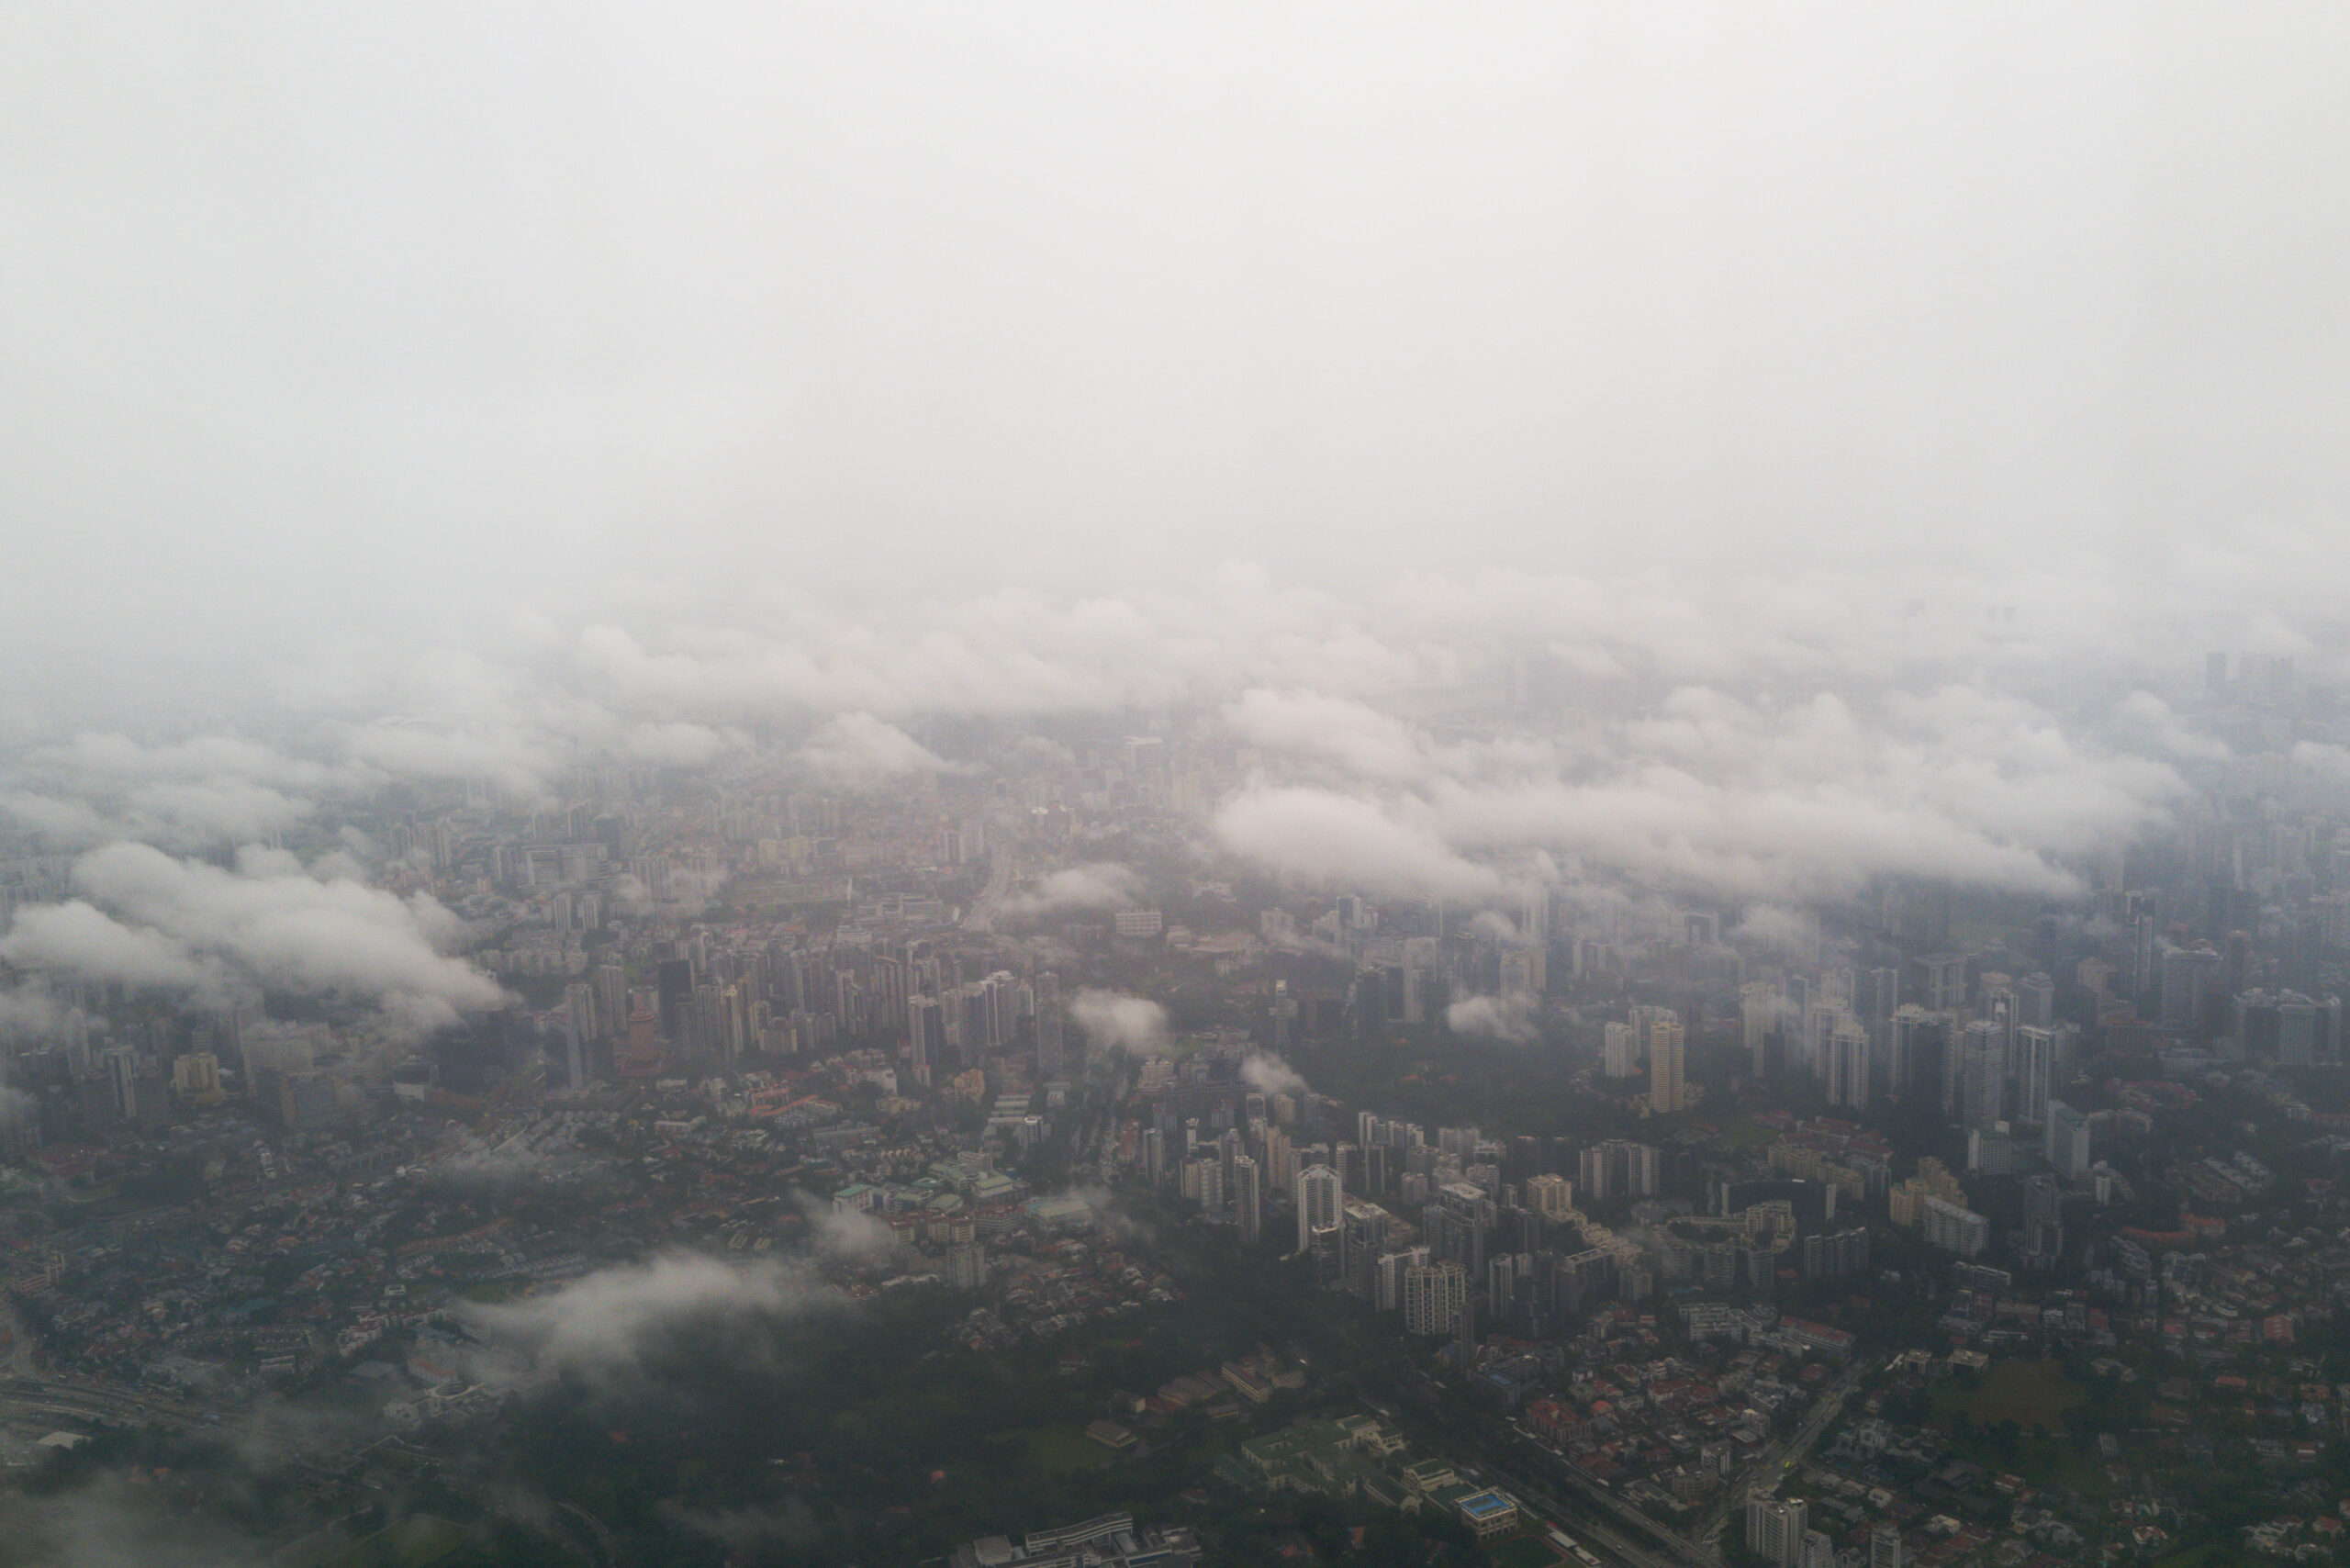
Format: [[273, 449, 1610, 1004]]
[[1932, 1360, 2088, 1431], [324, 1515, 468, 1568], [1024, 1425, 1109, 1475]]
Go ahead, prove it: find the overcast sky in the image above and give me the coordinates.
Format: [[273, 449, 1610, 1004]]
[[6, 2, 2348, 721]]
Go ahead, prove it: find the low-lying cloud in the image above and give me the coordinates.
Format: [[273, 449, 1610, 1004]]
[[1448, 991, 1539, 1044], [1239, 1051, 1308, 1098], [455, 1251, 838, 1379], [1069, 988, 1168, 1055], [1000, 862, 1140, 918], [0, 843, 499, 1031]]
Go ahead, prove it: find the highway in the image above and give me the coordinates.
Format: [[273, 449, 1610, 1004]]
[[1466, 1455, 1706, 1568], [1485, 1420, 1718, 1568], [958, 797, 1026, 934]]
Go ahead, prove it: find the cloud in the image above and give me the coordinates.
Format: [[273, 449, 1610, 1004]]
[[624, 722, 750, 767], [1729, 904, 1822, 960], [0, 844, 499, 1029], [796, 712, 954, 779], [1212, 786, 1516, 901], [1211, 680, 2195, 903], [1464, 910, 1523, 945], [32, 732, 344, 790], [1225, 688, 1431, 781], [454, 1251, 837, 1379], [0, 1477, 271, 1568], [1239, 1052, 1308, 1098], [0, 900, 214, 989], [999, 862, 1140, 918], [0, 988, 65, 1044], [658, 1499, 820, 1554], [338, 718, 558, 796], [1069, 989, 1168, 1054], [794, 1192, 901, 1266], [2110, 691, 2230, 763], [1448, 992, 1539, 1044]]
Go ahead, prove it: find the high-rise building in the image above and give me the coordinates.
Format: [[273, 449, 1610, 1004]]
[[2044, 1101, 2092, 1178], [617, 991, 665, 1080], [2022, 1172, 2064, 1270], [1912, 952, 1965, 1013], [1603, 1021, 1641, 1079], [1957, 1020, 2005, 1130], [1487, 1254, 1519, 1316], [2011, 1025, 2055, 1126], [1869, 1523, 1905, 1568], [1740, 981, 1779, 1076], [1339, 1198, 1392, 1297], [1524, 1172, 1574, 1222], [1377, 1246, 1429, 1311], [1648, 1014, 1686, 1114], [946, 1243, 987, 1289], [1425, 1182, 1493, 1275], [1824, 1014, 1870, 1110], [1745, 1496, 1808, 1567], [2161, 946, 2223, 1037], [1296, 1164, 1342, 1254], [1922, 1196, 1990, 1257], [1231, 1154, 1261, 1243], [1577, 1138, 1660, 1200], [1404, 1260, 1468, 1336]]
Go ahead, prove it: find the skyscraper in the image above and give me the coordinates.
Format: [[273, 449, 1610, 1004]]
[[1957, 1019, 2004, 1130], [2012, 1025, 2054, 1126], [1824, 1014, 1870, 1110], [1296, 1163, 1342, 1254], [1740, 981, 1779, 1076], [1648, 1014, 1686, 1114], [1745, 1497, 1808, 1567], [1404, 1260, 1467, 1336]]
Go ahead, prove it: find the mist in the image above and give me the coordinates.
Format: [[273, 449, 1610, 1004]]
[[4, 4, 2349, 734]]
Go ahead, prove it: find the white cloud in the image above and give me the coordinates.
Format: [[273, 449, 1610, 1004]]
[[338, 719, 558, 797], [1000, 863, 1140, 918], [1069, 989, 1168, 1054], [624, 722, 750, 767], [1448, 992, 1539, 1044], [0, 901, 213, 990], [1212, 786, 1516, 901], [0, 844, 499, 1029], [454, 1252, 835, 1379], [1239, 1051, 1307, 1098], [796, 712, 954, 779]]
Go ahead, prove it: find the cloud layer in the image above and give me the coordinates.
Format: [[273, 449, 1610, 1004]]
[[0, 844, 498, 1031]]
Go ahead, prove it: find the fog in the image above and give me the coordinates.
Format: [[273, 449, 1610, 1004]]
[[0, 3, 2340, 1050], [5, 4, 2349, 731]]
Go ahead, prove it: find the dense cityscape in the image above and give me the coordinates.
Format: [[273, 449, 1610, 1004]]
[[0, 652, 2344, 1566], [11, 6, 2349, 1567]]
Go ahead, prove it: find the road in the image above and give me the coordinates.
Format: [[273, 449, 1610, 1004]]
[[1467, 1455, 1705, 1568], [1487, 1421, 1718, 1568], [1695, 1357, 1874, 1548], [554, 1498, 621, 1568], [959, 798, 1025, 934]]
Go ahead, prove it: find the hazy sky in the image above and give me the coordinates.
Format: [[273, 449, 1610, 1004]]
[[6, 2, 2348, 717]]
